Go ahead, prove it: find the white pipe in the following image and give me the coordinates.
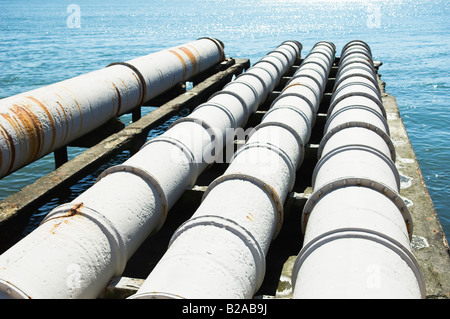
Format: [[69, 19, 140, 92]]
[[0, 41, 302, 299], [130, 42, 335, 299], [0, 38, 225, 178], [292, 41, 425, 299]]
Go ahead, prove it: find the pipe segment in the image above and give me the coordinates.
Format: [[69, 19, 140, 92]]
[[0, 38, 225, 179], [129, 42, 335, 299], [0, 41, 302, 299], [292, 40, 425, 299]]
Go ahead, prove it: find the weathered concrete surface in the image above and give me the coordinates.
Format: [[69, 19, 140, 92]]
[[378, 74, 450, 299]]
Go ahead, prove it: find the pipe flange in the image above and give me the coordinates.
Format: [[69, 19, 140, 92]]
[[95, 164, 169, 234], [235, 72, 268, 96], [301, 177, 413, 240], [299, 60, 328, 80], [208, 90, 250, 122], [263, 104, 312, 145], [337, 58, 377, 75], [325, 104, 390, 135], [307, 50, 334, 67], [270, 92, 317, 119], [192, 101, 237, 129], [246, 65, 276, 87], [287, 73, 324, 96], [314, 41, 336, 52], [140, 136, 198, 185], [320, 121, 395, 162], [282, 80, 321, 104], [291, 66, 327, 87], [230, 139, 298, 191], [342, 40, 372, 55], [223, 78, 260, 108], [313, 143, 400, 191], [291, 228, 426, 298], [252, 59, 282, 81], [169, 214, 266, 293], [266, 49, 291, 67], [340, 49, 373, 65], [252, 121, 305, 170], [106, 61, 147, 106], [279, 40, 303, 58], [333, 80, 382, 101], [196, 37, 225, 61], [42, 202, 129, 276], [327, 91, 387, 119], [333, 72, 380, 93], [203, 173, 284, 239]]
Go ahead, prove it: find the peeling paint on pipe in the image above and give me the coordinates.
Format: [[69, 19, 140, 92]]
[[0, 40, 302, 299], [292, 40, 425, 299], [0, 38, 225, 178], [129, 42, 335, 299]]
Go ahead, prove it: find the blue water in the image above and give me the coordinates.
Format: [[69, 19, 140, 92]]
[[0, 0, 449, 239]]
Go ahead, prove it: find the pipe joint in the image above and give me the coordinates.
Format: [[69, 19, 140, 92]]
[[318, 121, 396, 161], [292, 228, 425, 298], [95, 164, 169, 232], [42, 202, 128, 276], [208, 90, 250, 122], [252, 121, 305, 170], [202, 173, 284, 238], [169, 215, 266, 293], [302, 177, 413, 239]]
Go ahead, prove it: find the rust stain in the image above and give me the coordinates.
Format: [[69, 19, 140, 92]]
[[169, 49, 187, 78], [10, 104, 44, 164], [112, 83, 122, 116], [25, 96, 57, 151], [282, 82, 305, 92], [58, 86, 84, 136], [68, 202, 84, 217], [47, 203, 84, 234], [0, 116, 18, 174], [179, 46, 198, 75]]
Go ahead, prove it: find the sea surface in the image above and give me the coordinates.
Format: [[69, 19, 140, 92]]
[[0, 0, 449, 239]]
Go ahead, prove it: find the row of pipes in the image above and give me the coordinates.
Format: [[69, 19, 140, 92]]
[[291, 40, 426, 299], [0, 39, 427, 299], [129, 41, 336, 299], [0, 40, 303, 299], [0, 38, 225, 179]]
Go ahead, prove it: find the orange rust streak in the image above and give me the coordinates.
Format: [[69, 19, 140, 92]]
[[10, 104, 44, 164], [179, 46, 198, 75], [56, 101, 70, 144], [169, 49, 187, 79], [25, 96, 57, 151], [1, 115, 18, 174], [68, 202, 84, 217], [282, 82, 306, 92]]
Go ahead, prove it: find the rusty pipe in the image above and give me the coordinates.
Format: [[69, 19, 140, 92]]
[[0, 38, 225, 178]]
